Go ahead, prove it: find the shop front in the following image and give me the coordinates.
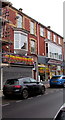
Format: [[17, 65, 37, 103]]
[[0, 53, 34, 90], [38, 56, 50, 81], [38, 56, 63, 81], [48, 59, 63, 79], [38, 64, 49, 81]]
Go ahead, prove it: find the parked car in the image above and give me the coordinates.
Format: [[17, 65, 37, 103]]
[[49, 75, 65, 88], [53, 103, 65, 120], [3, 77, 45, 99]]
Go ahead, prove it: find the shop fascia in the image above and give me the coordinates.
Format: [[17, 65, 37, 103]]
[[2, 53, 34, 65]]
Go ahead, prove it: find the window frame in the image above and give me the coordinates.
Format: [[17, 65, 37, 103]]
[[30, 39, 36, 53], [40, 26, 44, 37], [17, 14, 23, 28], [58, 37, 61, 44], [30, 21, 35, 35], [54, 34, 56, 42], [47, 31, 51, 40], [14, 31, 28, 51]]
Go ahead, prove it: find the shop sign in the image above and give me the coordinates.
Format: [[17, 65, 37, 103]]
[[2, 54, 34, 65], [48, 59, 62, 65]]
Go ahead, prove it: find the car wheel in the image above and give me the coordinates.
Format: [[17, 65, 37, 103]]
[[41, 86, 45, 94], [63, 83, 65, 88], [22, 89, 29, 99]]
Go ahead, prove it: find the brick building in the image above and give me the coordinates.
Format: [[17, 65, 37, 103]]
[[38, 25, 63, 81], [0, 2, 64, 89]]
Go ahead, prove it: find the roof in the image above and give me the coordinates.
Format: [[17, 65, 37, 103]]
[[10, 6, 63, 39]]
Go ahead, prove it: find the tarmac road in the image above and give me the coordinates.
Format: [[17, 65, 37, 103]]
[[2, 88, 63, 119]]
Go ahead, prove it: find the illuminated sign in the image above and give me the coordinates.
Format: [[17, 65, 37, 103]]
[[2, 54, 34, 65]]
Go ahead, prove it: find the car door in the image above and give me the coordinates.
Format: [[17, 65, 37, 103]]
[[23, 78, 35, 94], [29, 78, 40, 94]]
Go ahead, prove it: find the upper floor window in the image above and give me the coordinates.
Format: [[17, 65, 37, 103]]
[[47, 31, 51, 40], [30, 39, 36, 53], [58, 37, 61, 44], [17, 14, 23, 28], [14, 31, 28, 50], [40, 27, 44, 37], [45, 43, 48, 57], [30, 21, 35, 34], [48, 42, 62, 60], [54, 34, 56, 42]]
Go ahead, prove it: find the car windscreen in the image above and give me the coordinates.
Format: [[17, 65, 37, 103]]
[[19, 78, 30, 84], [51, 76, 61, 80], [5, 79, 19, 85]]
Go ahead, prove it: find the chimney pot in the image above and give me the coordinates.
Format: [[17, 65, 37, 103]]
[[47, 26, 51, 29], [19, 8, 23, 12]]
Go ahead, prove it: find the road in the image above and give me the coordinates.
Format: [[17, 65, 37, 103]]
[[1, 88, 63, 119]]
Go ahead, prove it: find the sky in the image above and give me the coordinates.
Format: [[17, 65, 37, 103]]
[[9, 0, 64, 37]]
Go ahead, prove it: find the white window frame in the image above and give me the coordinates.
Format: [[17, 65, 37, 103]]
[[17, 14, 23, 28], [30, 21, 35, 34], [47, 31, 51, 40], [54, 34, 56, 42], [58, 37, 61, 44], [40, 26, 44, 37], [48, 42, 62, 60], [14, 31, 28, 51], [30, 39, 36, 53]]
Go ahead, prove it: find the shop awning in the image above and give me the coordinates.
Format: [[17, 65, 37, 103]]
[[38, 56, 48, 64]]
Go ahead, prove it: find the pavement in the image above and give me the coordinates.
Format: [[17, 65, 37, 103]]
[[0, 81, 50, 97]]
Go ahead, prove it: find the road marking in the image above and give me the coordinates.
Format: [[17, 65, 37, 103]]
[[2, 103, 10, 107], [16, 100, 22, 103]]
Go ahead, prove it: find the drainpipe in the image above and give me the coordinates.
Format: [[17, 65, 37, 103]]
[[37, 23, 39, 55], [36, 23, 40, 81]]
